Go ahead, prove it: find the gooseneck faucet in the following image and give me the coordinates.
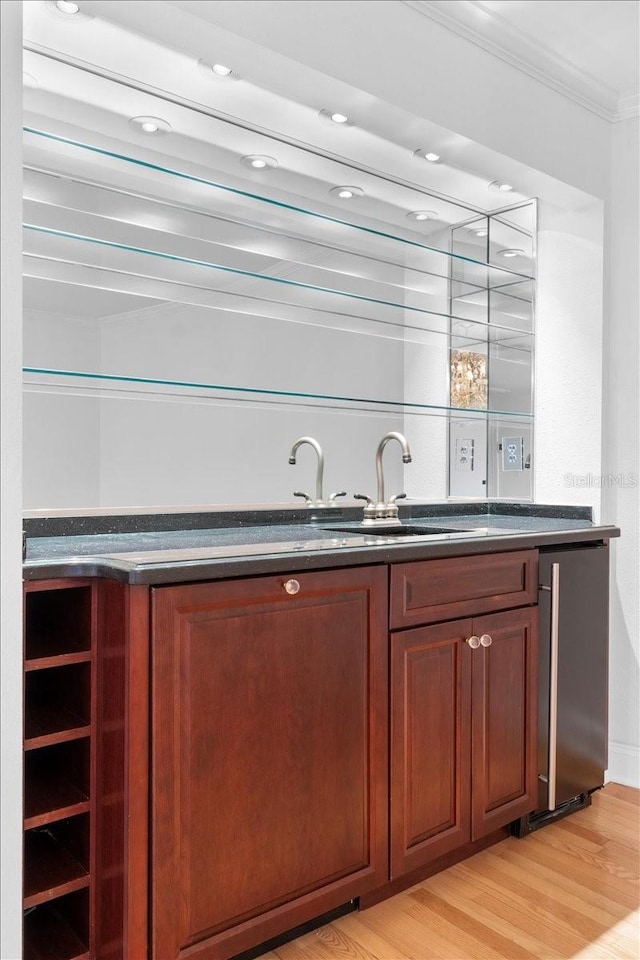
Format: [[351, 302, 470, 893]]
[[288, 437, 347, 507], [376, 431, 412, 505], [355, 431, 412, 525]]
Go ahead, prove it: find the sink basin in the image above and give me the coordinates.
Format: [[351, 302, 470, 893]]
[[324, 524, 464, 537]]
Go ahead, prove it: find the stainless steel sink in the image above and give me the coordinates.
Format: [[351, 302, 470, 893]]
[[323, 524, 464, 537]]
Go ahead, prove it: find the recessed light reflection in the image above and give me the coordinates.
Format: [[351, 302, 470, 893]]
[[241, 155, 278, 170], [55, 0, 79, 13], [489, 180, 514, 192], [212, 63, 232, 76], [498, 248, 525, 258], [318, 109, 353, 126], [129, 116, 171, 135], [414, 149, 441, 163], [407, 210, 438, 222], [330, 185, 364, 199]]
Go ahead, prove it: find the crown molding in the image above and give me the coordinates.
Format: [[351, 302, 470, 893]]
[[403, 0, 636, 123], [615, 93, 640, 123]]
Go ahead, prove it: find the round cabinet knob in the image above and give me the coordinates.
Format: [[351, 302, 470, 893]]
[[283, 579, 301, 595], [467, 635, 481, 649], [480, 634, 493, 647]]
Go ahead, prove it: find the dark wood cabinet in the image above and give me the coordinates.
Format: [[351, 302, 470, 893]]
[[390, 619, 472, 878], [22, 547, 546, 959], [390, 555, 538, 880], [150, 566, 388, 960], [470, 607, 538, 839]]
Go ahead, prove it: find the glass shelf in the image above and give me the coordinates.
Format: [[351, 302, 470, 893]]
[[23, 367, 534, 420], [24, 127, 534, 285]]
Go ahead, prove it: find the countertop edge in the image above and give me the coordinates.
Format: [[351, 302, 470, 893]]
[[23, 525, 621, 585]]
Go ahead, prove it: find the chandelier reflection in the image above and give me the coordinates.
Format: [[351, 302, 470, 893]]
[[450, 350, 487, 409]]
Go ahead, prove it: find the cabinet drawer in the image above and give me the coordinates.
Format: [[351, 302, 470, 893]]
[[390, 550, 538, 628]]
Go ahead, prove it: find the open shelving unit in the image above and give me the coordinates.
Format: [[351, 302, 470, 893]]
[[23, 580, 96, 960]]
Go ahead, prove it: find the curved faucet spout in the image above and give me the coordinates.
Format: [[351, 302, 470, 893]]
[[288, 436, 325, 502], [375, 432, 412, 504]]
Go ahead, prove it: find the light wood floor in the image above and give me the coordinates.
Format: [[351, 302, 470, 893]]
[[262, 784, 640, 960]]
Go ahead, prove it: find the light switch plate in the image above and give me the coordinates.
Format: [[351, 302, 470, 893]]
[[455, 438, 474, 472]]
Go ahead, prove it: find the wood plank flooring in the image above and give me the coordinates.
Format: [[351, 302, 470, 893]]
[[261, 784, 639, 960]]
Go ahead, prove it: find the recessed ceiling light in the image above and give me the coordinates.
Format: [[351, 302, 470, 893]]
[[475, 229, 488, 237], [55, 0, 79, 13], [413, 149, 441, 163], [197, 59, 240, 81], [407, 210, 438, 222], [241, 154, 278, 170], [489, 180, 514, 192], [498, 248, 525, 258], [318, 109, 354, 127], [330, 185, 364, 199], [129, 116, 172, 135]]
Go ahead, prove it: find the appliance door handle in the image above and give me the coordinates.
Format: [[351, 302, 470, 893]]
[[548, 562, 560, 811]]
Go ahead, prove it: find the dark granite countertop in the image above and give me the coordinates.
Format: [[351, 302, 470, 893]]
[[23, 502, 620, 585]]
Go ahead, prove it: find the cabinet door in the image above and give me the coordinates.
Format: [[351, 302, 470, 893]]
[[390, 619, 472, 878], [471, 607, 538, 839], [151, 567, 388, 960]]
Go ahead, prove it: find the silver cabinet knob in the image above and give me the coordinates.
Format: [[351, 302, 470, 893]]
[[284, 579, 301, 595], [467, 635, 481, 649], [480, 634, 493, 647]]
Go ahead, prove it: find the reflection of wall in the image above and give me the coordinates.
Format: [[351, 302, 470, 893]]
[[23, 310, 101, 506], [97, 301, 405, 505]]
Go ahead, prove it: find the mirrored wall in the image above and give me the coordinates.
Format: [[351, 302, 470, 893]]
[[23, 51, 535, 508]]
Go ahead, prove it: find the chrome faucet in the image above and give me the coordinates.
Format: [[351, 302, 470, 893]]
[[288, 437, 346, 507], [355, 431, 412, 525]]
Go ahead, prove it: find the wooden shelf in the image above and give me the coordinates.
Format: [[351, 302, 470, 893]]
[[25, 651, 93, 673], [24, 587, 92, 663], [24, 904, 89, 960], [25, 772, 90, 830], [24, 704, 90, 751], [24, 831, 90, 909]]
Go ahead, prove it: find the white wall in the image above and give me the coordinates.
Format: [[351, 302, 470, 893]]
[[602, 117, 640, 786], [535, 204, 605, 519], [0, 3, 23, 956]]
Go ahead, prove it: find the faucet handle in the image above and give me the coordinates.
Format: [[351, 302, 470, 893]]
[[293, 491, 312, 502], [328, 491, 347, 501], [354, 493, 377, 521], [389, 493, 407, 504]]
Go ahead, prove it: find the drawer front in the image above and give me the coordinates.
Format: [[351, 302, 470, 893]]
[[390, 550, 538, 628]]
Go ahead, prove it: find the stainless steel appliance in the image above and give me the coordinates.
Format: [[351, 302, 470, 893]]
[[515, 543, 609, 834]]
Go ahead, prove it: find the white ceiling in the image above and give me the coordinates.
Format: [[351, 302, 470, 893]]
[[407, 0, 640, 121]]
